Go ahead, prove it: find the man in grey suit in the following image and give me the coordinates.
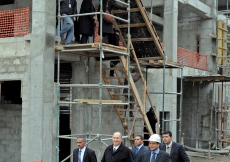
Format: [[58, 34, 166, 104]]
[[73, 137, 97, 162], [142, 134, 171, 162], [132, 135, 148, 162]]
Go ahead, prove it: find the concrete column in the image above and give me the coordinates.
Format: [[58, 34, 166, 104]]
[[163, 0, 178, 62], [162, 0, 178, 141], [71, 61, 89, 156], [21, 0, 56, 161]]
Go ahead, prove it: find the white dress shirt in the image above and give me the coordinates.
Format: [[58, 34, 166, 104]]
[[79, 146, 86, 162]]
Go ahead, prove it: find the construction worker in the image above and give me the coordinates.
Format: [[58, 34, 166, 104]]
[[141, 134, 171, 162]]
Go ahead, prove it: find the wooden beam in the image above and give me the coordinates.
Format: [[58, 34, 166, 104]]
[[138, 56, 162, 60], [74, 99, 123, 103], [210, 52, 217, 57], [206, 34, 217, 38], [118, 23, 146, 28], [112, 8, 140, 14], [125, 37, 153, 42]]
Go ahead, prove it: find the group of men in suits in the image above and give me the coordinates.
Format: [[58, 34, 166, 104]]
[[72, 131, 190, 162]]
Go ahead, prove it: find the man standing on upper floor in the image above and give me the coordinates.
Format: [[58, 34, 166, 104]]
[[59, 0, 77, 45], [141, 134, 171, 162], [73, 137, 97, 162], [101, 131, 134, 162], [132, 135, 148, 162], [160, 131, 190, 162]]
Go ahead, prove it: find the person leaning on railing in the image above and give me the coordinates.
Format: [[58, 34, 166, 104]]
[[98, 0, 130, 44]]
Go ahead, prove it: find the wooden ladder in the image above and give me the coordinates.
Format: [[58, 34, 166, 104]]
[[95, 54, 157, 144]]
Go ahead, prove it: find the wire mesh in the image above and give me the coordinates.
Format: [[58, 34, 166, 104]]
[[0, 7, 29, 38]]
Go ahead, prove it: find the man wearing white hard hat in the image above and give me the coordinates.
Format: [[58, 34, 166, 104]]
[[141, 134, 171, 162]]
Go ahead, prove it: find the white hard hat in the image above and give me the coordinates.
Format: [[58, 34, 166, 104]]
[[148, 134, 161, 143]]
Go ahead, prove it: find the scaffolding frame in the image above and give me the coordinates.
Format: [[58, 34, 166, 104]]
[[148, 55, 184, 142], [217, 0, 230, 73], [55, 0, 131, 161]]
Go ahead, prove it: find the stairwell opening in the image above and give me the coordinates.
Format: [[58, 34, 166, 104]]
[[55, 62, 72, 162], [0, 80, 22, 161]]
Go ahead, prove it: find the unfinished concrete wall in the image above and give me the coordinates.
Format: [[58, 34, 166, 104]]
[[71, 58, 124, 161], [0, 105, 21, 162], [0, 0, 56, 161], [177, 8, 217, 72], [182, 82, 213, 148]]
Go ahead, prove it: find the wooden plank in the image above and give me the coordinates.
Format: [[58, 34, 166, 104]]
[[206, 34, 217, 38], [125, 37, 153, 42], [210, 52, 217, 56], [135, 0, 164, 58], [112, 8, 140, 14], [158, 60, 182, 66], [138, 57, 162, 61], [118, 23, 146, 28], [74, 99, 123, 103]]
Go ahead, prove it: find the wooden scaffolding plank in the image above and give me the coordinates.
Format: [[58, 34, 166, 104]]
[[74, 99, 123, 103], [118, 23, 146, 28]]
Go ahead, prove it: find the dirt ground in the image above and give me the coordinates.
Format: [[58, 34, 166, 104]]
[[189, 155, 230, 162]]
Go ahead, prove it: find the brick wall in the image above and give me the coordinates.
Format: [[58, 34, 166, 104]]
[[0, 105, 22, 162]]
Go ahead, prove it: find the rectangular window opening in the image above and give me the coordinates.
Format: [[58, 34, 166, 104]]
[[159, 111, 170, 134], [0, 80, 22, 105], [0, 0, 15, 6]]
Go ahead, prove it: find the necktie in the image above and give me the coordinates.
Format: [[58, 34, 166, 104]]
[[150, 152, 156, 162], [135, 147, 139, 154], [78, 149, 81, 162], [113, 148, 116, 153]]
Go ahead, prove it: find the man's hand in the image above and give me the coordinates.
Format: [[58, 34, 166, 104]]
[[73, 17, 76, 21]]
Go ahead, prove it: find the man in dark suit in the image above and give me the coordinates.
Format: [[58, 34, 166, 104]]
[[73, 137, 97, 162], [142, 134, 171, 162], [101, 132, 134, 162], [160, 131, 190, 162], [132, 135, 148, 162]]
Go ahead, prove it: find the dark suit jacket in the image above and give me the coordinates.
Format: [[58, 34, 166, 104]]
[[73, 147, 97, 162], [160, 142, 190, 162], [101, 142, 134, 162], [132, 145, 149, 162], [141, 150, 171, 162]]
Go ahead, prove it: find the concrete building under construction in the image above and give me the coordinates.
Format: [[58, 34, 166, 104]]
[[0, 0, 230, 161]]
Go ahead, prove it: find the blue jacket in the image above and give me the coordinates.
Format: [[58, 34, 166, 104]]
[[132, 145, 149, 162]]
